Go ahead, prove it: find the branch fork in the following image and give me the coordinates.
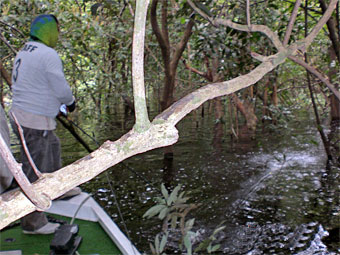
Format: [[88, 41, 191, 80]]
[[0, 132, 51, 211]]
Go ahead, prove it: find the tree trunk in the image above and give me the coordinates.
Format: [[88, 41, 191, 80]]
[[319, 0, 340, 62], [263, 83, 269, 120], [150, 0, 194, 164], [150, 0, 194, 112], [272, 84, 278, 107], [212, 97, 224, 152], [329, 47, 340, 121], [231, 93, 258, 131], [305, 0, 332, 160]]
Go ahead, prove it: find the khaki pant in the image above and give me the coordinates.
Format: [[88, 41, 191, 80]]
[[11, 121, 61, 231]]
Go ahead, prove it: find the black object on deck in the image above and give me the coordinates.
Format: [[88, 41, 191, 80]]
[[50, 224, 82, 255]]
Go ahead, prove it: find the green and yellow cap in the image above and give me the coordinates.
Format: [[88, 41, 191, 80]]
[[30, 14, 59, 48]]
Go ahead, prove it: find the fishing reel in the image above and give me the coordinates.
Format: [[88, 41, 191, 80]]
[[50, 224, 82, 255]]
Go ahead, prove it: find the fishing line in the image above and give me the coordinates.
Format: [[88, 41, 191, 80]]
[[60, 116, 157, 255], [104, 172, 138, 255], [70, 193, 92, 225], [60, 116, 138, 254], [65, 117, 100, 147]]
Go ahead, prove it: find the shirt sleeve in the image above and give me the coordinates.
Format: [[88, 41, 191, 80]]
[[45, 50, 74, 106]]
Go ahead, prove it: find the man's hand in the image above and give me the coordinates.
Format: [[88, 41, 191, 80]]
[[59, 104, 68, 117], [66, 99, 76, 113]]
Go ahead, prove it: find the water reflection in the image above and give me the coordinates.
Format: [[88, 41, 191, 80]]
[[57, 111, 339, 254]]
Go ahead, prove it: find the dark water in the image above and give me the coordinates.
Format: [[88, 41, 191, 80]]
[[57, 109, 339, 255]]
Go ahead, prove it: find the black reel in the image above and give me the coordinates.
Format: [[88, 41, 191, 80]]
[[50, 224, 82, 255]]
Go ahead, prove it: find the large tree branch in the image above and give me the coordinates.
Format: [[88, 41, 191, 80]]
[[0, 20, 25, 38], [183, 60, 209, 80], [302, 0, 338, 51], [0, 132, 51, 212], [187, 0, 284, 51], [0, 33, 17, 55], [289, 56, 340, 101], [150, 0, 171, 72], [157, 0, 338, 125], [170, 18, 195, 72], [155, 51, 288, 126], [0, 124, 179, 229], [319, 0, 340, 62], [283, 0, 302, 46], [246, 0, 251, 28], [132, 0, 151, 131], [188, 0, 339, 54], [213, 20, 284, 52], [161, 0, 170, 50], [0, 51, 283, 229], [1, 0, 338, 229]]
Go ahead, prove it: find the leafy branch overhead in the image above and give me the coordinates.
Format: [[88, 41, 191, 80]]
[[184, 0, 340, 102]]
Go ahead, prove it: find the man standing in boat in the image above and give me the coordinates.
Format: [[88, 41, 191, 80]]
[[10, 14, 80, 234]]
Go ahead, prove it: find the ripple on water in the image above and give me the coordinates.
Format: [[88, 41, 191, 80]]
[[73, 114, 338, 254]]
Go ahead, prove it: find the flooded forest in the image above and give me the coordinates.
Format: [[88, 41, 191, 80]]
[[0, 0, 339, 254]]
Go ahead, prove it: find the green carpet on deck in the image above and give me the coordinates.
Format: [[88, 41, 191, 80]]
[[0, 214, 122, 255]]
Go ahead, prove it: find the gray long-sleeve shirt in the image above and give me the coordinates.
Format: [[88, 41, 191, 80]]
[[11, 41, 74, 120]]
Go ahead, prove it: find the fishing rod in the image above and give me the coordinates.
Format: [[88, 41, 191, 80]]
[[57, 112, 148, 254], [56, 113, 158, 190], [56, 116, 93, 152]]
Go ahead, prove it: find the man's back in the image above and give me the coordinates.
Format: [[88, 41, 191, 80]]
[[12, 41, 73, 118]]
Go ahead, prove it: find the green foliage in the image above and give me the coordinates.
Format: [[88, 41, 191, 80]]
[[0, 0, 134, 117], [193, 1, 213, 17], [143, 184, 224, 254], [1, 0, 338, 251], [0, 0, 337, 139], [194, 225, 225, 254], [149, 232, 168, 255], [143, 184, 190, 222]]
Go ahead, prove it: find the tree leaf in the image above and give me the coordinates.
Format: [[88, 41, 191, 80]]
[[159, 232, 168, 253], [154, 197, 166, 205], [158, 207, 169, 220], [210, 244, 220, 252], [185, 218, 195, 231], [178, 191, 187, 199], [212, 226, 225, 236], [184, 233, 192, 255], [175, 197, 190, 204], [143, 204, 166, 219], [167, 184, 181, 206], [155, 234, 160, 254], [161, 184, 169, 200], [194, 239, 210, 252], [207, 244, 212, 253]]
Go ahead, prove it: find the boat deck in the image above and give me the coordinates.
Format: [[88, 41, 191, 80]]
[[0, 192, 140, 255], [0, 214, 122, 255]]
